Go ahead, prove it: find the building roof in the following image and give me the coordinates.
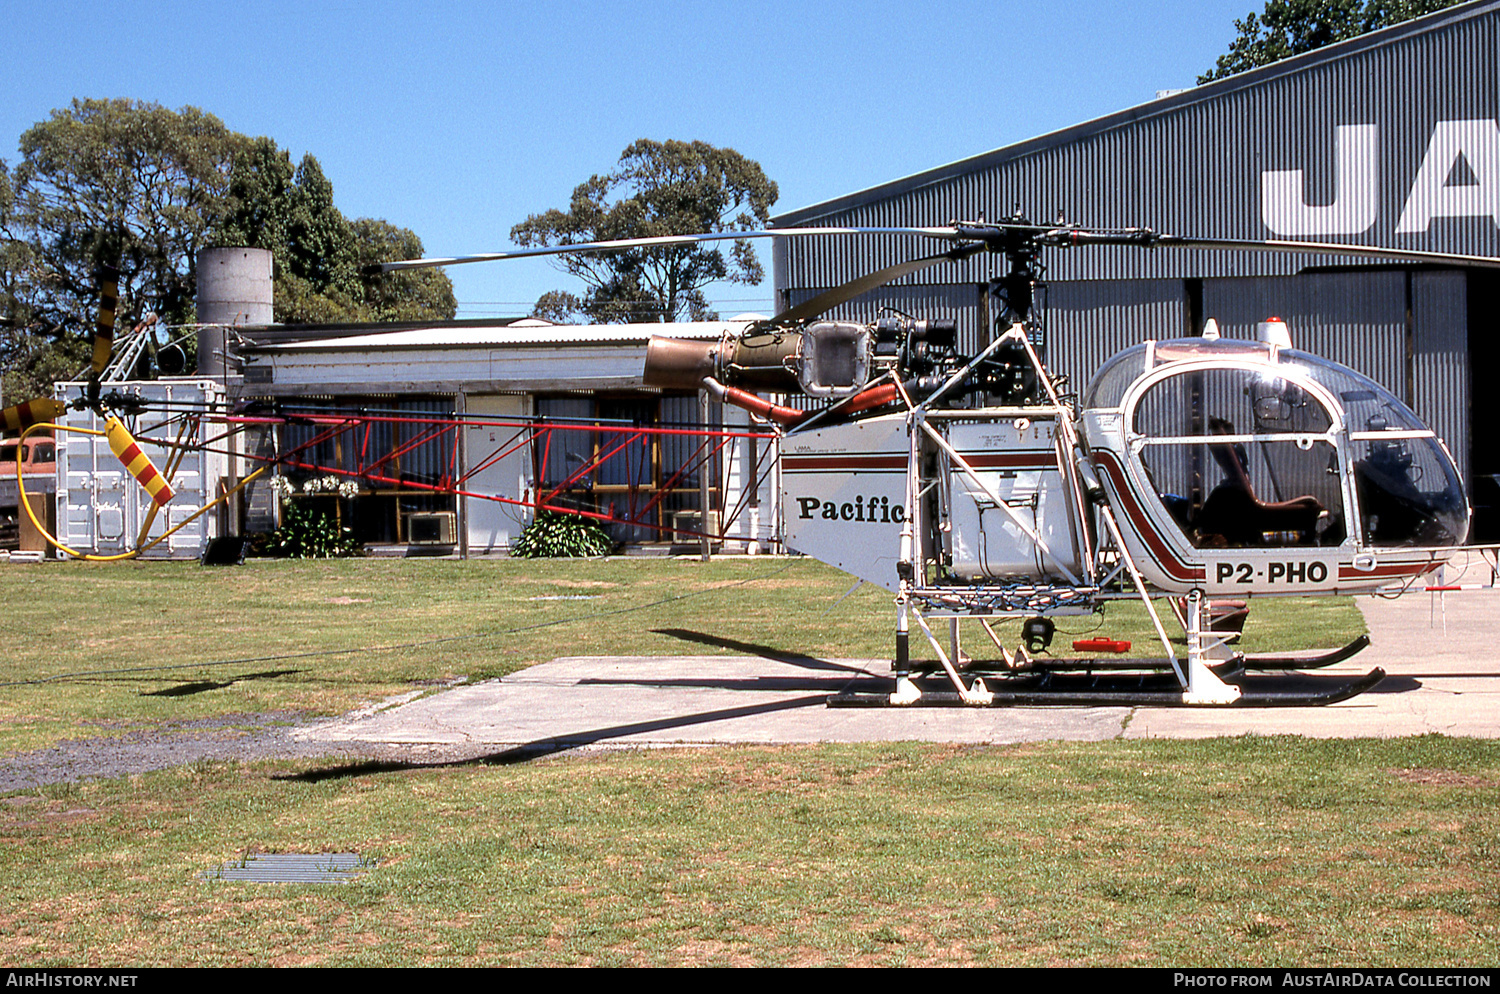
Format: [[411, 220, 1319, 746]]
[[238, 320, 751, 396], [232, 315, 550, 347]]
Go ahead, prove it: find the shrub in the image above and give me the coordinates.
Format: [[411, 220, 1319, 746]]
[[510, 510, 614, 558], [265, 501, 361, 559]]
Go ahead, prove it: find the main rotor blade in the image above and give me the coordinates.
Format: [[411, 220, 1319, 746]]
[[1148, 234, 1500, 269], [1037, 226, 1500, 268], [767, 243, 987, 326], [368, 226, 960, 274]]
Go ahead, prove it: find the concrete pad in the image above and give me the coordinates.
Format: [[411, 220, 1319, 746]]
[[1128, 590, 1500, 739], [296, 590, 1500, 752], [299, 655, 1132, 749]]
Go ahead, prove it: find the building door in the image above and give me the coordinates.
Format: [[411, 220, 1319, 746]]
[[464, 394, 533, 553]]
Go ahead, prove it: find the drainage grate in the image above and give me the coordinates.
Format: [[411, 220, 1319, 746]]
[[201, 852, 373, 884]]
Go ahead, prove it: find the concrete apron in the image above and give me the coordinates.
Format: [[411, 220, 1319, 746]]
[[295, 591, 1500, 752]]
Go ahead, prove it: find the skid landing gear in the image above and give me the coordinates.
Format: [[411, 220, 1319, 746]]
[[1232, 635, 1371, 671], [835, 591, 1383, 708], [828, 667, 1386, 708]]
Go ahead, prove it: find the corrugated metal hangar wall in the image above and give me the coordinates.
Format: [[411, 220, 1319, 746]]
[[772, 0, 1500, 536]]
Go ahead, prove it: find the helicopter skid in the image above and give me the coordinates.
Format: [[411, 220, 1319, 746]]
[[826, 667, 1385, 708], [1230, 635, 1372, 671], [946, 634, 1369, 675]]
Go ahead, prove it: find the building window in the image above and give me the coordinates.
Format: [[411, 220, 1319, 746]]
[[277, 397, 458, 544], [534, 393, 721, 544]]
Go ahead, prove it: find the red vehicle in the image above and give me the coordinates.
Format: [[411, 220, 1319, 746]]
[[1, 428, 57, 547]]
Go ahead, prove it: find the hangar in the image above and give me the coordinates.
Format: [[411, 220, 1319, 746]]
[[771, 0, 1500, 539]]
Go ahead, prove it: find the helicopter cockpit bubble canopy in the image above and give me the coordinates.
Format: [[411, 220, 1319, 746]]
[[1079, 338, 1469, 595]]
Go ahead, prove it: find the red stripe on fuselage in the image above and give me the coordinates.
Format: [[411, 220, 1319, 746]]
[[783, 455, 907, 471], [1339, 560, 1440, 582], [1091, 449, 1203, 584], [959, 451, 1058, 470]]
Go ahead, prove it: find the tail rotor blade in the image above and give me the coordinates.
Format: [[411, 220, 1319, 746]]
[[105, 416, 175, 507], [91, 264, 120, 377], [1, 398, 67, 432]]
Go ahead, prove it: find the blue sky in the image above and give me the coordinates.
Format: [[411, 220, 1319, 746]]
[[1, 0, 1260, 319]]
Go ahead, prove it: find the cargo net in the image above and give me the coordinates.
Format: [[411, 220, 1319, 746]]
[[912, 582, 1098, 616]]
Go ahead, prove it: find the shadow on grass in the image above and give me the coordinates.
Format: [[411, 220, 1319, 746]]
[[276, 693, 832, 783], [141, 669, 305, 697]]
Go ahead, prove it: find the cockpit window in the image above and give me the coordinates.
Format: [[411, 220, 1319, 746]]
[[1132, 365, 1345, 549], [1282, 349, 1467, 546], [1084, 339, 1273, 411], [1350, 433, 1466, 546], [1131, 367, 1332, 437], [1139, 438, 1345, 548], [1084, 345, 1149, 411], [1095, 339, 1468, 549]]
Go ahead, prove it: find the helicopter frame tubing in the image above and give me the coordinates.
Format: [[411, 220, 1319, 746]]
[[218, 408, 777, 545]]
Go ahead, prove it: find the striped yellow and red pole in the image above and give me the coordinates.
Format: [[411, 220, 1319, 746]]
[[0, 398, 67, 432], [104, 416, 175, 507]]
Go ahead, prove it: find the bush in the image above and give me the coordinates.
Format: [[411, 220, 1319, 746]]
[[265, 501, 361, 559], [510, 510, 614, 558]]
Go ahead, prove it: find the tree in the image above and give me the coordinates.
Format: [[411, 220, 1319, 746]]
[[511, 139, 778, 324], [7, 98, 244, 340], [349, 218, 456, 322], [1199, 0, 1463, 82], [0, 157, 84, 404], [212, 138, 456, 324], [0, 99, 455, 397], [1, 100, 247, 402], [212, 140, 360, 323]]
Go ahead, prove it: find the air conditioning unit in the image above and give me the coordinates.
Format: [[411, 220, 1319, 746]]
[[670, 510, 721, 544], [407, 511, 457, 544]]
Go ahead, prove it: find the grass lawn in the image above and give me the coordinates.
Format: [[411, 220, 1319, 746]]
[[0, 555, 1364, 755], [3, 738, 1497, 966], [6, 556, 1496, 966]]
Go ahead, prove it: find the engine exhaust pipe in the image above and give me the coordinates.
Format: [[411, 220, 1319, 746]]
[[644, 332, 806, 393], [643, 336, 729, 391]]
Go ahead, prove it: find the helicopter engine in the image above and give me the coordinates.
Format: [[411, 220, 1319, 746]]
[[643, 313, 1044, 421], [644, 322, 874, 397]]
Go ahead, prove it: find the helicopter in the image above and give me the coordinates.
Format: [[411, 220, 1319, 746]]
[[374, 216, 1492, 707], [8, 219, 1489, 706]]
